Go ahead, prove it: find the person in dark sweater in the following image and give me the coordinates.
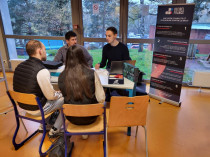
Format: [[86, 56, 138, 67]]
[[58, 45, 105, 139], [95, 26, 131, 69]]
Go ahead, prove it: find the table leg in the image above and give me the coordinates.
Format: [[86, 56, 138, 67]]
[[127, 89, 134, 136]]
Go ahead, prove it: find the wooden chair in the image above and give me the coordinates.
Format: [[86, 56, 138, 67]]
[[124, 60, 136, 66], [7, 90, 55, 157], [61, 103, 107, 157], [108, 95, 149, 157]]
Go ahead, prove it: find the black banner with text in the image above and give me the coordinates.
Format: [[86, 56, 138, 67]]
[[149, 4, 195, 104]]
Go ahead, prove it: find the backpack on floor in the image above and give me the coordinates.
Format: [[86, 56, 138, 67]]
[[49, 133, 72, 157]]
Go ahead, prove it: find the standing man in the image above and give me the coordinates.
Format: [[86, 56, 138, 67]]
[[13, 40, 64, 138], [95, 27, 131, 69], [54, 31, 93, 67]]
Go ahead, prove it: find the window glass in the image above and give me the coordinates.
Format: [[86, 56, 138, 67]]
[[128, 0, 172, 39], [9, 39, 64, 61], [187, 0, 210, 39], [82, 0, 120, 38], [128, 43, 153, 80], [84, 42, 103, 66], [4, 0, 72, 36], [184, 43, 210, 83]]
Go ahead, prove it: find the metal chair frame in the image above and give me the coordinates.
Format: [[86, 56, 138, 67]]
[[7, 90, 55, 157]]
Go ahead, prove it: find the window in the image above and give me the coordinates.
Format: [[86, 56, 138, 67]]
[[84, 42, 103, 66], [128, 0, 172, 39], [9, 39, 65, 61], [128, 43, 153, 79], [184, 0, 210, 83], [4, 0, 72, 36], [184, 43, 210, 83], [82, 0, 120, 38], [1, 0, 72, 60], [187, 0, 210, 40]]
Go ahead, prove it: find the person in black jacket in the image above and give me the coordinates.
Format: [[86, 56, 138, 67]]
[[58, 45, 105, 139], [95, 26, 131, 70]]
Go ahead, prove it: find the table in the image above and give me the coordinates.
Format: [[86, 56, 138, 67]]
[[50, 66, 135, 135]]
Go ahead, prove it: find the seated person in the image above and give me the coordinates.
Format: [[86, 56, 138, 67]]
[[95, 26, 131, 101], [54, 30, 93, 67], [13, 40, 64, 138], [58, 45, 105, 139], [95, 26, 131, 70]]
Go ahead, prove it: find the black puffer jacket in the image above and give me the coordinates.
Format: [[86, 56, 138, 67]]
[[13, 57, 47, 111]]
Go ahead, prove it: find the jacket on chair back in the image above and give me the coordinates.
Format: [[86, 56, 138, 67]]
[[13, 57, 47, 111]]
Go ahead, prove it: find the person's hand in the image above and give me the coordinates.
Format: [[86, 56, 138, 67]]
[[55, 91, 63, 99], [95, 63, 100, 70]]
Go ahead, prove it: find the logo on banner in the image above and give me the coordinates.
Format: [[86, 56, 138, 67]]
[[165, 7, 184, 15], [165, 8, 174, 15], [93, 3, 99, 14]]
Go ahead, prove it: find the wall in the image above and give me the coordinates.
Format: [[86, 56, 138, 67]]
[[0, 24, 10, 71]]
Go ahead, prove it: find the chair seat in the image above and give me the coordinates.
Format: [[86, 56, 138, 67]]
[[66, 115, 104, 133], [25, 112, 53, 120]]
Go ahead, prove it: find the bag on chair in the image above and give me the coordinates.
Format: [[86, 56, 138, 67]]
[[49, 133, 72, 157]]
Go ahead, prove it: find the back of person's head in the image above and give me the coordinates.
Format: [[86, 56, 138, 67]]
[[65, 45, 88, 68], [26, 40, 42, 56], [64, 45, 91, 101], [106, 27, 117, 34], [65, 31, 77, 40]]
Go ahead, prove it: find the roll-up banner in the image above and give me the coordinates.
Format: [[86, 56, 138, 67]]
[[149, 4, 195, 107]]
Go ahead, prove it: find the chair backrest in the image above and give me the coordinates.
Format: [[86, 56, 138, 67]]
[[8, 90, 38, 106], [124, 60, 136, 66], [108, 95, 149, 127], [62, 103, 104, 117]]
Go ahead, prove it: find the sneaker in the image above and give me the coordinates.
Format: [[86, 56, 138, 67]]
[[48, 126, 60, 138], [81, 135, 89, 140], [38, 123, 51, 133]]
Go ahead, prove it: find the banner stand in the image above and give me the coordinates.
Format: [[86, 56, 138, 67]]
[[149, 93, 182, 107], [149, 4, 195, 107]]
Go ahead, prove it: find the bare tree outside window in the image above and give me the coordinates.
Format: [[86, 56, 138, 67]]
[[7, 0, 72, 36], [82, 0, 120, 38]]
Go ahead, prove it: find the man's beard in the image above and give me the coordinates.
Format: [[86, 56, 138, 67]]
[[41, 56, 47, 61]]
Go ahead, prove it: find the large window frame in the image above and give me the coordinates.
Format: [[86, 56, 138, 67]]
[[0, 0, 210, 82]]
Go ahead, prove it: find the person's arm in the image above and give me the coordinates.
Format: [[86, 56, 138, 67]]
[[53, 48, 63, 62], [99, 47, 108, 68], [94, 72, 105, 103], [80, 45, 93, 68], [123, 45, 131, 60], [58, 72, 66, 96], [37, 69, 62, 100]]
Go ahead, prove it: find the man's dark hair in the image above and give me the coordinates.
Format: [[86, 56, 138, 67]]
[[26, 40, 43, 56], [65, 31, 77, 40], [106, 27, 118, 34]]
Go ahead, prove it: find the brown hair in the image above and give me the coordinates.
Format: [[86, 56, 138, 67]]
[[26, 40, 43, 56], [64, 45, 92, 101]]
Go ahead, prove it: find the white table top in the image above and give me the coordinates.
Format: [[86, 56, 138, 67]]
[[50, 66, 134, 90]]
